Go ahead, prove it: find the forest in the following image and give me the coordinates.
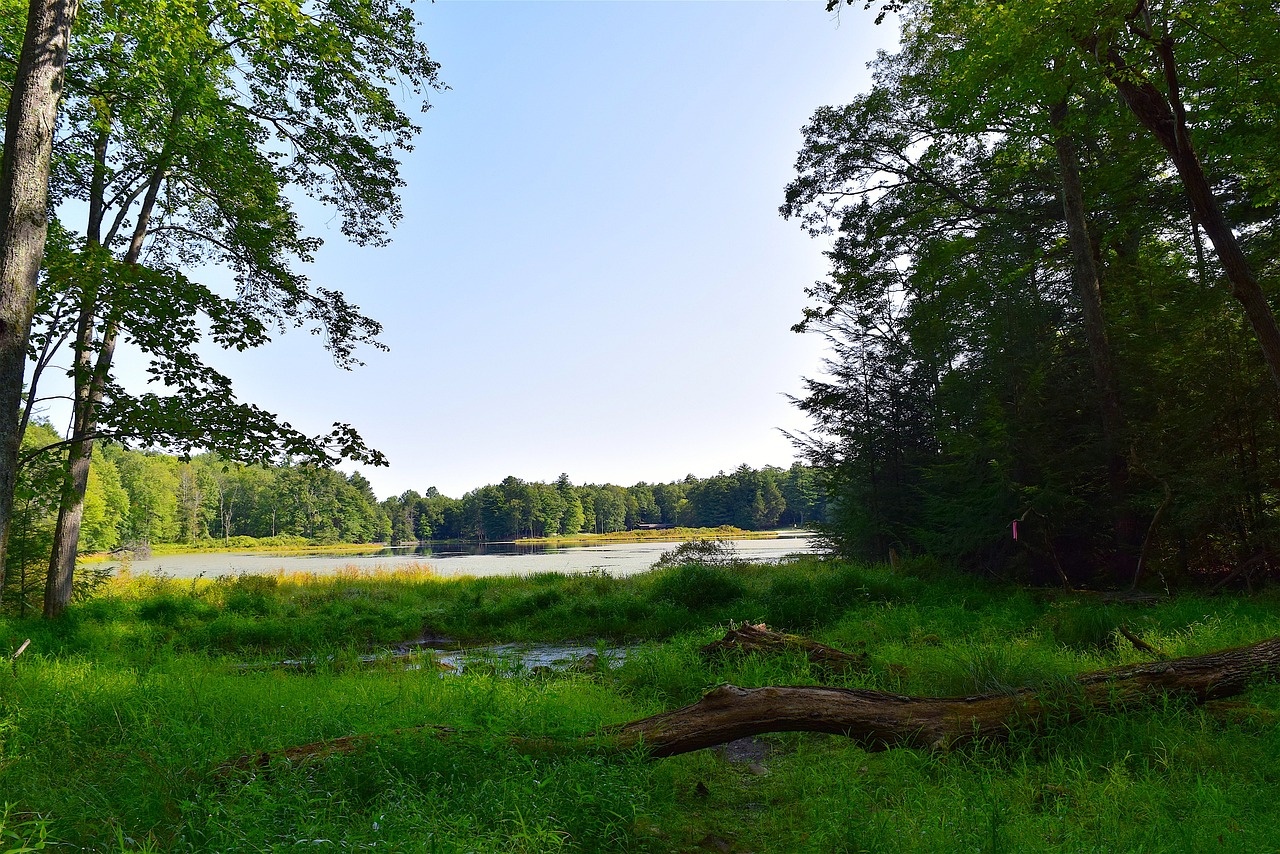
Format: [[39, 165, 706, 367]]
[[786, 0, 1280, 590], [4, 0, 1280, 851], [6, 432, 823, 587]]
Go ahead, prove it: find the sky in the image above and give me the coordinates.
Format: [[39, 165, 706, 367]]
[[116, 0, 901, 500]]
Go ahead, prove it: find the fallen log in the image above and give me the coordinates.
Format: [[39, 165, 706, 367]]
[[606, 635, 1280, 756], [699, 624, 868, 673], [218, 636, 1280, 772]]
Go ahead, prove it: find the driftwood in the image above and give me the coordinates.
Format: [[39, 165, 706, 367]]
[[218, 636, 1280, 773], [700, 624, 868, 673]]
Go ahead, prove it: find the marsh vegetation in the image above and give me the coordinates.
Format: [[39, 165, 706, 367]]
[[3, 552, 1280, 851]]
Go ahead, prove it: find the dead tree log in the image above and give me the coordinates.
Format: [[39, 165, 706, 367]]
[[700, 624, 868, 673], [607, 636, 1280, 756], [218, 636, 1280, 772]]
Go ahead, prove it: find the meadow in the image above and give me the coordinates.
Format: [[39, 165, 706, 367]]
[[2, 551, 1279, 852]]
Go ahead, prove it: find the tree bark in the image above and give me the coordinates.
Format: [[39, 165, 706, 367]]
[[0, 0, 80, 594]]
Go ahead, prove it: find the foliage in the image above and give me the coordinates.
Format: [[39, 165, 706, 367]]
[[651, 539, 738, 570], [785, 0, 1280, 587], [425, 464, 822, 543]]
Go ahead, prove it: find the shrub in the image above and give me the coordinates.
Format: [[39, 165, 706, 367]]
[[649, 564, 744, 610], [652, 539, 737, 570], [762, 574, 829, 629], [135, 594, 215, 627]]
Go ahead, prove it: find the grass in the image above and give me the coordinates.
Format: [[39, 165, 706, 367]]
[[3, 556, 1280, 851]]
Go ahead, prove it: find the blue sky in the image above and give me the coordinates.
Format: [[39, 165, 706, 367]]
[[122, 1, 900, 499]]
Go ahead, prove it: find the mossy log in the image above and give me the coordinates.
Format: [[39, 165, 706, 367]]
[[219, 636, 1280, 773], [606, 636, 1280, 756], [700, 624, 868, 673]]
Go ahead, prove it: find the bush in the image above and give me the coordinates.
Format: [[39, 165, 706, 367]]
[[649, 564, 744, 610], [652, 539, 737, 570], [135, 594, 216, 627], [762, 575, 829, 629], [218, 574, 280, 617]]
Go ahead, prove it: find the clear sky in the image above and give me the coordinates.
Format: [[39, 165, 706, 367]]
[[117, 1, 900, 499]]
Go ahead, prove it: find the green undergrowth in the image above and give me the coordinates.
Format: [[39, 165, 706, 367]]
[[3, 559, 1280, 851]]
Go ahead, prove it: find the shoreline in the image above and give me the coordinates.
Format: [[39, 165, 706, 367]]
[[82, 527, 815, 562]]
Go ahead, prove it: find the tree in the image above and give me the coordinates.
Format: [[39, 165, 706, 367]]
[[831, 0, 1280, 389], [1074, 0, 1280, 391], [22, 0, 440, 615], [0, 0, 79, 586], [798, 0, 1280, 582], [555, 474, 585, 536], [592, 486, 627, 535]]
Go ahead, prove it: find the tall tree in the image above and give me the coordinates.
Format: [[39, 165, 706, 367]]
[[1074, 0, 1280, 391], [0, 0, 79, 586], [28, 0, 439, 615], [802, 0, 1280, 582]]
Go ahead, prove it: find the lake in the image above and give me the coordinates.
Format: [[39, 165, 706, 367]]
[[111, 531, 819, 579]]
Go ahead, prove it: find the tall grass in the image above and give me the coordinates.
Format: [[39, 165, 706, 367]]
[[3, 558, 1280, 850]]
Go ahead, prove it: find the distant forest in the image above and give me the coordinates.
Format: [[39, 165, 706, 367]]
[[9, 422, 827, 565]]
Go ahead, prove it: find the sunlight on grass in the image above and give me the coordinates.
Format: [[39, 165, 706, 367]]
[[4, 559, 1280, 851]]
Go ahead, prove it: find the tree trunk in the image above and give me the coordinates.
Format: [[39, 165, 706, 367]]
[[0, 0, 80, 592], [1049, 100, 1135, 574], [42, 279, 98, 616], [44, 155, 166, 618], [1085, 35, 1280, 394], [221, 635, 1280, 771], [606, 635, 1280, 756]]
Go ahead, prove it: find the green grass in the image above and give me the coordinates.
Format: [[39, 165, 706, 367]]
[[3, 558, 1280, 851]]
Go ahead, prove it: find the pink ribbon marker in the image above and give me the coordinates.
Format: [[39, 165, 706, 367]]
[[1012, 520, 1019, 541]]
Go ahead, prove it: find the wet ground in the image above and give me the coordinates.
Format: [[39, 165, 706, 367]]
[[239, 639, 635, 675]]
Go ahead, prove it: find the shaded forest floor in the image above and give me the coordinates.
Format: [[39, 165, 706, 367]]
[[3, 557, 1280, 851]]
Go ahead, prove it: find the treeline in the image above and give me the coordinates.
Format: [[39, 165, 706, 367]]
[[8, 423, 387, 576], [383, 464, 826, 544], [5, 434, 824, 586], [787, 1, 1280, 587]]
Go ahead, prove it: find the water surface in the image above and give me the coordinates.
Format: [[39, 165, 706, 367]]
[[113, 532, 817, 579]]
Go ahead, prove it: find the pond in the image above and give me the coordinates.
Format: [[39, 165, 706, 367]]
[[110, 531, 819, 579]]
